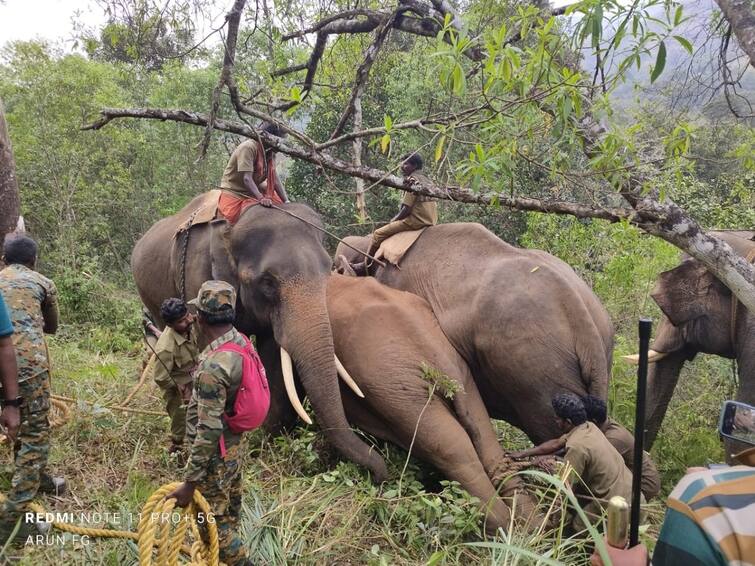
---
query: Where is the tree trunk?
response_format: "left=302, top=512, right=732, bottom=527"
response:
left=352, top=95, right=367, bottom=223
left=715, top=0, right=755, bottom=68
left=0, top=97, right=20, bottom=246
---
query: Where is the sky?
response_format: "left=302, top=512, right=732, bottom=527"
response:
left=0, top=0, right=234, bottom=50
left=0, top=0, right=104, bottom=47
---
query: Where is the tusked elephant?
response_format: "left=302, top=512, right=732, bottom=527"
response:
left=335, top=223, right=615, bottom=444
left=131, top=197, right=388, bottom=482
left=636, top=230, right=755, bottom=450
left=326, top=274, right=537, bottom=532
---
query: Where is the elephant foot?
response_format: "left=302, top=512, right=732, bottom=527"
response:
left=490, top=460, right=547, bottom=534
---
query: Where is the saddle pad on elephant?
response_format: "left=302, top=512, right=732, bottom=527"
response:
left=376, top=228, right=426, bottom=266
left=176, top=189, right=221, bottom=233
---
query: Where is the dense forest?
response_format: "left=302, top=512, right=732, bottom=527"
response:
left=0, top=0, right=754, bottom=563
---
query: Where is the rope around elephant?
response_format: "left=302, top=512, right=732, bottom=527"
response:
left=0, top=482, right=219, bottom=566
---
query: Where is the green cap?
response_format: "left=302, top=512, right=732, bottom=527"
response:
left=188, top=280, right=236, bottom=313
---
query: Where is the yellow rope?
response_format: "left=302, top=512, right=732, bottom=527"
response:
left=0, top=483, right=219, bottom=566
left=122, top=356, right=156, bottom=406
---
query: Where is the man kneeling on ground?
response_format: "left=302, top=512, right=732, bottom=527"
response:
left=511, top=392, right=637, bottom=530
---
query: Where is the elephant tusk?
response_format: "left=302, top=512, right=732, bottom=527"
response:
left=280, top=347, right=313, bottom=425
left=621, top=349, right=668, bottom=365
left=334, top=354, right=365, bottom=398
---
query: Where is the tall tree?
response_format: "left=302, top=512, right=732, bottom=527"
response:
left=82, top=0, right=755, bottom=310
left=0, top=97, right=20, bottom=244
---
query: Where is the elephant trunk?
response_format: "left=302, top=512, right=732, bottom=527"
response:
left=274, top=278, right=388, bottom=483
left=645, top=351, right=689, bottom=448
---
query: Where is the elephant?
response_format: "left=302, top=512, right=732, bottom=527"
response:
left=326, top=273, right=537, bottom=532
left=637, top=230, right=755, bottom=450
left=131, top=196, right=388, bottom=483
left=334, top=222, right=615, bottom=444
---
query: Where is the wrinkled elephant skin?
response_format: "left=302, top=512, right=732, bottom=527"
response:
left=645, top=231, right=755, bottom=452
left=336, top=223, right=614, bottom=443
left=327, top=274, right=538, bottom=532
left=131, top=196, right=387, bottom=482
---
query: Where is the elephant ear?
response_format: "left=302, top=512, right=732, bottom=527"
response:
left=209, top=220, right=239, bottom=288
left=650, top=260, right=719, bottom=326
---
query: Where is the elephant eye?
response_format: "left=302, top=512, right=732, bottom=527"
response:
left=255, top=272, right=280, bottom=302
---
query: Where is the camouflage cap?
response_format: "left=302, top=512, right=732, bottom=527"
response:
left=188, top=280, right=236, bottom=314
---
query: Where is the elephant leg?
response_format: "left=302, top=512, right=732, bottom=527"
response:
left=450, top=376, right=539, bottom=523
left=340, top=391, right=404, bottom=448
left=403, top=404, right=513, bottom=533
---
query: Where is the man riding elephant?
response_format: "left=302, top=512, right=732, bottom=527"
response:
left=350, top=152, right=437, bottom=275
left=217, top=122, right=290, bottom=224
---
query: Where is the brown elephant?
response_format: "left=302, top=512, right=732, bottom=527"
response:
left=335, top=223, right=615, bottom=444
left=637, top=230, right=755, bottom=450
left=326, top=274, right=537, bottom=532
left=131, top=197, right=388, bottom=482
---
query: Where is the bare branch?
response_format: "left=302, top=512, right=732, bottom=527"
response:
left=81, top=106, right=633, bottom=223
left=330, top=10, right=398, bottom=139
left=197, top=0, right=246, bottom=159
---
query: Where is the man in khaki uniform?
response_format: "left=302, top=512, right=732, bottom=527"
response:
left=511, top=393, right=636, bottom=528
left=350, top=152, right=437, bottom=275
left=217, top=122, right=290, bottom=224
left=151, top=298, right=199, bottom=454
left=583, top=395, right=661, bottom=499
left=371, top=152, right=437, bottom=249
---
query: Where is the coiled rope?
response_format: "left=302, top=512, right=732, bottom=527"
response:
left=0, top=482, right=219, bottom=566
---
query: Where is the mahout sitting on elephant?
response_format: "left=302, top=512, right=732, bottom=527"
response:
left=335, top=222, right=617, bottom=445
left=326, top=274, right=539, bottom=533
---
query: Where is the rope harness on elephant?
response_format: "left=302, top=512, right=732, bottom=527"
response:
left=730, top=248, right=755, bottom=353
left=178, top=209, right=200, bottom=301
left=267, top=203, right=387, bottom=267
left=0, top=483, right=219, bottom=566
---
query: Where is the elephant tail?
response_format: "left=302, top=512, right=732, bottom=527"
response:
left=574, top=305, right=613, bottom=401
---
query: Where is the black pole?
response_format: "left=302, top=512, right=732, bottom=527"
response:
left=630, top=318, right=652, bottom=547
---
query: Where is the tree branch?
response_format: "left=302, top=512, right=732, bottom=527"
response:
left=197, top=0, right=246, bottom=158
left=330, top=11, right=398, bottom=139
left=714, top=0, right=755, bottom=68
left=81, top=106, right=633, bottom=224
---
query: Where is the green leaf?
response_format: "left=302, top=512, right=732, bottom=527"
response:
left=650, top=40, right=666, bottom=83
left=673, top=35, right=693, bottom=54
left=383, top=114, right=393, bottom=131
left=380, top=134, right=390, bottom=154
left=435, top=135, right=446, bottom=162
left=426, top=551, right=446, bottom=566
left=674, top=5, right=683, bottom=26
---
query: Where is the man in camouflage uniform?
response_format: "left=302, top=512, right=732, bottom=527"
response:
left=0, top=235, right=65, bottom=541
left=168, top=280, right=252, bottom=566
left=150, top=297, right=198, bottom=454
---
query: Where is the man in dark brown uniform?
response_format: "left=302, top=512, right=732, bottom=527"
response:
left=582, top=395, right=661, bottom=499
left=511, top=393, right=637, bottom=528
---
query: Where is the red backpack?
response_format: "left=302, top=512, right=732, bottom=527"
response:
left=214, top=334, right=270, bottom=457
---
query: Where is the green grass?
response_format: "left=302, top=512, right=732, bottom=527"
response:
left=3, top=213, right=738, bottom=565
left=0, top=326, right=698, bottom=566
